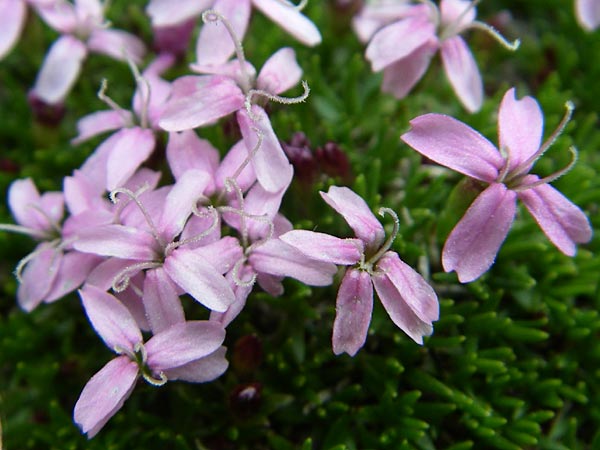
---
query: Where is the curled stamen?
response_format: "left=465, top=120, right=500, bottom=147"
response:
left=231, top=257, right=257, bottom=287
left=97, top=79, right=134, bottom=126
left=165, top=206, right=220, bottom=254
left=511, top=101, right=574, bottom=178
left=365, top=207, right=400, bottom=266
left=112, top=261, right=161, bottom=292
left=14, top=240, right=61, bottom=283
left=111, top=184, right=150, bottom=223
left=217, top=206, right=274, bottom=252
left=202, top=9, right=252, bottom=92
left=114, top=344, right=135, bottom=360
left=110, top=187, right=164, bottom=247
left=126, top=57, right=151, bottom=129
left=245, top=80, right=310, bottom=120
left=224, top=177, right=248, bottom=245
left=143, top=370, right=168, bottom=386
left=0, top=223, right=50, bottom=240
left=512, top=147, right=578, bottom=192
left=468, top=21, right=520, bottom=51
left=275, top=0, right=308, bottom=11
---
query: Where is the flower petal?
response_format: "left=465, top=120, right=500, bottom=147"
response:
left=256, top=47, right=302, bottom=95
left=0, top=0, right=26, bottom=59
left=381, top=41, right=436, bottom=100
left=159, top=75, right=245, bottom=132
left=145, top=321, right=226, bottom=371
left=165, top=346, right=229, bottom=383
left=74, top=356, right=139, bottom=438
left=442, top=183, right=517, bottom=282
left=366, top=16, right=436, bottom=72
left=147, top=0, right=213, bottom=27
left=518, top=177, right=592, bottom=256
left=73, top=224, right=158, bottom=261
left=498, top=88, right=543, bottom=171
left=79, top=285, right=143, bottom=351
left=332, top=269, right=374, bottom=356
left=106, top=127, right=156, bottom=191
left=576, top=0, right=600, bottom=31
left=376, top=252, right=439, bottom=323
left=44, top=252, right=103, bottom=303
left=164, top=247, right=236, bottom=312
left=320, top=186, right=385, bottom=248
left=252, top=0, right=322, bottom=46
left=72, top=110, right=134, bottom=145
left=31, top=35, right=87, bottom=104
left=143, top=268, right=185, bottom=334
left=440, top=0, right=476, bottom=31
left=195, top=0, right=251, bottom=66
left=280, top=230, right=363, bottom=265
left=401, top=113, right=503, bottom=182
left=87, top=29, right=146, bottom=64
left=237, top=106, right=293, bottom=193
left=166, top=130, right=219, bottom=183
left=17, top=244, right=62, bottom=312
left=440, top=35, right=482, bottom=113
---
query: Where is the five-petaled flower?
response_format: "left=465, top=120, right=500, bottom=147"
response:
left=401, top=87, right=593, bottom=283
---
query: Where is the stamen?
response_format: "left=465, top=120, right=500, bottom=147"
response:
left=217, top=206, right=274, bottom=252
left=97, top=79, right=134, bottom=126
left=231, top=127, right=263, bottom=181
left=224, top=178, right=248, bottom=246
left=512, top=147, right=578, bottom=192
left=165, top=206, right=220, bottom=254
left=245, top=80, right=310, bottom=120
left=202, top=9, right=252, bottom=92
left=496, top=145, right=512, bottom=183
left=510, top=101, right=574, bottom=179
left=143, top=370, right=168, bottom=387
left=275, top=0, right=308, bottom=11
left=14, top=240, right=61, bottom=283
left=126, top=57, right=151, bottom=129
left=110, top=187, right=164, bottom=247
left=231, top=257, right=256, bottom=287
left=112, top=184, right=150, bottom=223
left=468, top=21, right=520, bottom=51
left=113, top=344, right=135, bottom=360
left=134, top=341, right=148, bottom=364
left=112, top=261, right=161, bottom=292
left=0, top=223, right=49, bottom=240
left=365, top=207, right=400, bottom=266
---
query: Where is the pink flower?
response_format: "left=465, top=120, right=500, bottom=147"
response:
left=575, top=0, right=600, bottom=31
left=281, top=186, right=439, bottom=356
left=29, top=0, right=146, bottom=104
left=74, top=285, right=227, bottom=438
left=401, top=88, right=593, bottom=283
left=364, top=0, right=519, bottom=112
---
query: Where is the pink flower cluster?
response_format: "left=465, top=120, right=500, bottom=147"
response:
left=0, top=0, right=594, bottom=440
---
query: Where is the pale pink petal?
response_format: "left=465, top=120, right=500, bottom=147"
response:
left=179, top=213, right=221, bottom=249
left=17, top=244, right=61, bottom=312
left=145, top=321, right=226, bottom=370
left=159, top=75, right=245, bottom=131
left=74, top=356, right=138, bottom=438
left=280, top=230, right=363, bottom=265
left=45, top=252, right=103, bottom=303
left=132, top=55, right=175, bottom=127
left=237, top=106, right=293, bottom=193
left=87, top=29, right=146, bottom=64
left=40, top=191, right=65, bottom=225
left=498, top=88, right=543, bottom=171
left=518, top=177, right=593, bottom=256
left=143, top=268, right=185, bottom=334
left=442, top=183, right=517, bottom=283
left=158, top=169, right=211, bottom=241
left=214, top=140, right=257, bottom=193
left=195, top=0, right=251, bottom=66
left=79, top=285, right=143, bottom=351
left=74, top=0, right=103, bottom=20
left=85, top=257, right=139, bottom=290
left=252, top=0, right=322, bottom=46
left=256, top=47, right=302, bottom=95
left=106, top=127, right=156, bottom=191
left=320, top=186, right=385, bottom=248
left=36, top=1, right=78, bottom=33
left=31, top=35, right=87, bottom=104
left=163, top=247, right=236, bottom=312
left=210, top=265, right=253, bottom=326
left=8, top=178, right=45, bottom=230
left=73, top=224, right=158, bottom=261
left=401, top=113, right=503, bottom=182
left=166, top=131, right=219, bottom=185
left=230, top=182, right=286, bottom=240
left=146, top=0, right=213, bottom=27
left=366, top=16, right=436, bottom=72
left=576, top=0, right=600, bottom=30
left=256, top=272, right=284, bottom=296
left=183, top=237, right=244, bottom=274
left=248, top=238, right=337, bottom=286
left=440, top=0, right=476, bottom=31
left=372, top=269, right=434, bottom=344
left=72, top=110, right=134, bottom=144
left=0, top=0, right=26, bottom=59
left=332, top=269, right=373, bottom=356
left=376, top=251, right=439, bottom=323
left=440, top=35, right=482, bottom=113
left=165, top=346, right=229, bottom=382
left=381, top=41, right=436, bottom=99
left=352, top=2, right=415, bottom=43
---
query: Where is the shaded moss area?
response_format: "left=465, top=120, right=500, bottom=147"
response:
left=1, top=0, right=599, bottom=449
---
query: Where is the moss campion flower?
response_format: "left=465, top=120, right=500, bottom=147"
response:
left=402, top=88, right=593, bottom=282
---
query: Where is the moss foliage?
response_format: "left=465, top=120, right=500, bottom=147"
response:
left=1, top=0, right=599, bottom=449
